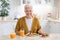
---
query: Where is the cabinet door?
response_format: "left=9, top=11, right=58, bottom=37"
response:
left=50, top=22, right=60, bottom=33
left=0, top=23, right=4, bottom=36
left=40, top=20, right=50, bottom=33
left=0, top=22, right=17, bottom=36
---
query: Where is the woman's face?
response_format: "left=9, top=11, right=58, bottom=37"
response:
left=24, top=5, right=32, bottom=18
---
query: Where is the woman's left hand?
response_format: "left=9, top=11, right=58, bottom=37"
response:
left=41, top=33, right=49, bottom=37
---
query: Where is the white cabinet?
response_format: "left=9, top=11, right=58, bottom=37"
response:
left=0, top=20, right=50, bottom=36
left=40, top=20, right=51, bottom=33
left=0, top=20, right=60, bottom=36
left=0, top=21, right=17, bottom=36
left=41, top=20, right=60, bottom=33
left=50, top=21, right=60, bottom=33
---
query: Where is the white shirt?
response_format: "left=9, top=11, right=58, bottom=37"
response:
left=25, top=18, right=33, bottom=31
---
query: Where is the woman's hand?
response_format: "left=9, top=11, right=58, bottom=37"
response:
left=26, top=32, right=33, bottom=36
left=38, top=29, right=49, bottom=37
left=41, top=33, right=48, bottom=37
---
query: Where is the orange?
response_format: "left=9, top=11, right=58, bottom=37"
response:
left=10, top=33, right=16, bottom=39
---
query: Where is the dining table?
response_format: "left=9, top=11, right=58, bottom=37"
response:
left=0, top=33, right=60, bottom=40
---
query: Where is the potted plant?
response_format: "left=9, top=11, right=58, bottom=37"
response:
left=0, top=0, right=10, bottom=21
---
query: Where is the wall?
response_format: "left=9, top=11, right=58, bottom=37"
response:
left=6, top=0, right=54, bottom=20
left=53, top=0, right=60, bottom=19
left=0, top=0, right=59, bottom=20
left=7, top=0, right=21, bottom=20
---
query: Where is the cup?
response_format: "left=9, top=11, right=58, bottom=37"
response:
left=20, top=30, right=24, bottom=36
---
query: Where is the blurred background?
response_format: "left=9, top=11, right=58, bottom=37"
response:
left=0, top=0, right=60, bottom=36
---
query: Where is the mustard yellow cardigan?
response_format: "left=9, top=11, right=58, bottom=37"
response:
left=15, top=16, right=41, bottom=35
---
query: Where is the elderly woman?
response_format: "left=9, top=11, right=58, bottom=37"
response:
left=15, top=4, right=48, bottom=37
